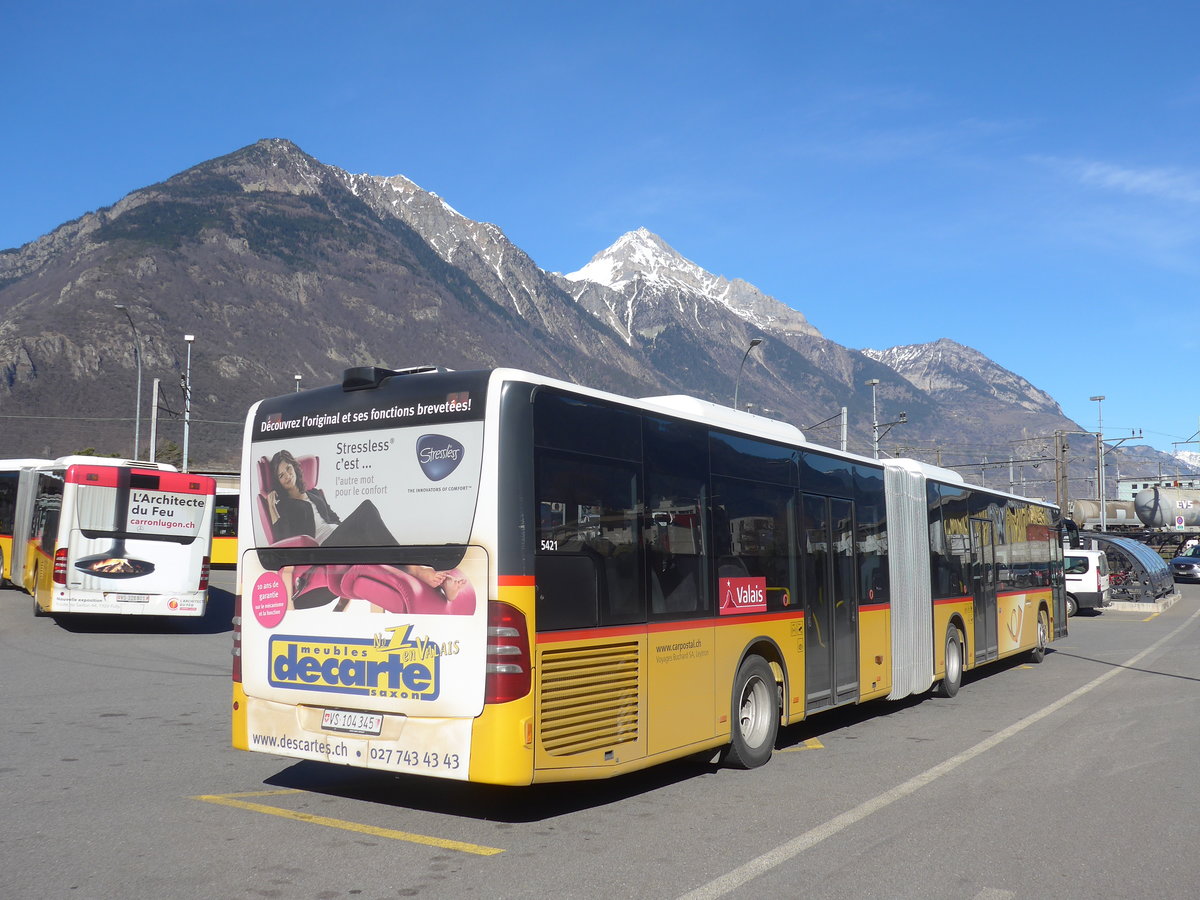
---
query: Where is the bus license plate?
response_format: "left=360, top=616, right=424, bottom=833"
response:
left=321, top=709, right=383, bottom=736
left=107, top=593, right=151, bottom=603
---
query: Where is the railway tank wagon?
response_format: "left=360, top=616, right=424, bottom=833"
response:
left=1069, top=499, right=1140, bottom=532
left=1134, top=487, right=1200, bottom=529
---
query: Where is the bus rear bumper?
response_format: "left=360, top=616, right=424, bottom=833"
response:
left=237, top=694, right=475, bottom=781
left=50, top=589, right=208, bottom=616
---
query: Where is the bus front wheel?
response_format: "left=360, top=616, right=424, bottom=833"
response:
left=722, top=655, right=778, bottom=769
left=937, top=624, right=962, bottom=698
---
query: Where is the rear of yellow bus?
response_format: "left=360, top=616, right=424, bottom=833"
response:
left=232, top=367, right=534, bottom=784
left=210, top=496, right=239, bottom=568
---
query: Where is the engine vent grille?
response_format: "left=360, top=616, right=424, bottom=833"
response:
left=538, top=642, right=640, bottom=756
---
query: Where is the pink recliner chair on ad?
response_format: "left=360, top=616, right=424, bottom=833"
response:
left=337, top=565, right=476, bottom=616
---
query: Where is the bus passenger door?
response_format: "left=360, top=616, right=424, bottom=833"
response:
left=803, top=495, right=859, bottom=711
left=970, top=518, right=998, bottom=662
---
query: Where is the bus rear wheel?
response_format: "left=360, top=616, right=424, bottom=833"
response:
left=936, top=624, right=962, bottom=698
left=1028, top=609, right=1049, bottom=664
left=32, top=566, right=47, bottom=617
left=722, top=655, right=778, bottom=769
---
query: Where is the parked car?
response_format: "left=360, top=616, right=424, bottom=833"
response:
left=1063, top=549, right=1111, bottom=616
left=1169, top=545, right=1200, bottom=583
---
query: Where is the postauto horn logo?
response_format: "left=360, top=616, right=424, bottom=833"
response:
left=416, top=434, right=465, bottom=482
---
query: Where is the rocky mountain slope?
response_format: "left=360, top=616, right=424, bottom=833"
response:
left=0, top=138, right=1186, bottom=491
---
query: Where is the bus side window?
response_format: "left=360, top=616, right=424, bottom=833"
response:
left=711, top=478, right=796, bottom=612
left=644, top=416, right=709, bottom=619
left=0, top=472, right=18, bottom=534
left=646, top=504, right=705, bottom=616
left=214, top=497, right=239, bottom=537
left=39, top=507, right=60, bottom=555
left=34, top=474, right=64, bottom=556
left=535, top=453, right=644, bottom=630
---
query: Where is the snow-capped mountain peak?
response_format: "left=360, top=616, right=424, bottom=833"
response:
left=1175, top=450, right=1200, bottom=469
left=566, top=227, right=699, bottom=292
left=565, top=228, right=821, bottom=338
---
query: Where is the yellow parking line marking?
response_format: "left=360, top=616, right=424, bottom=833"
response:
left=1143, top=612, right=1160, bottom=622
left=192, top=791, right=504, bottom=856
left=212, top=789, right=304, bottom=798
left=781, top=738, right=824, bottom=753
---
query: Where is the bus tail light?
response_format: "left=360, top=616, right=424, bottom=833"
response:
left=199, top=556, right=210, bottom=591
left=53, top=548, right=69, bottom=584
left=232, top=592, right=242, bottom=683
left=485, top=601, right=531, bottom=703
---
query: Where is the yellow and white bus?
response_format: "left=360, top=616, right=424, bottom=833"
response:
left=233, top=366, right=1065, bottom=784
left=0, top=458, right=52, bottom=586
left=7, top=456, right=215, bottom=617
left=200, top=472, right=240, bottom=568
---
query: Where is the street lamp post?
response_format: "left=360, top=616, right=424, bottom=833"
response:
left=114, top=304, right=142, bottom=459
left=182, top=334, right=195, bottom=473
left=1090, top=395, right=1105, bottom=532
left=733, top=339, right=762, bottom=409
left=865, top=378, right=881, bottom=458
left=148, top=377, right=160, bottom=463
left=294, top=374, right=302, bottom=392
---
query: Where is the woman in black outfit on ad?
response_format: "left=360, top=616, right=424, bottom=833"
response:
left=267, top=449, right=466, bottom=609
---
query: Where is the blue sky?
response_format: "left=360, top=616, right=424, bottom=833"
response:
left=5, top=1, right=1199, bottom=453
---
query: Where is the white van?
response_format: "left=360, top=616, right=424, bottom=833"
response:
left=1063, top=549, right=1110, bottom=616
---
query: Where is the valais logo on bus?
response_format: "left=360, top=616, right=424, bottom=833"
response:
left=719, top=576, right=768, bottom=615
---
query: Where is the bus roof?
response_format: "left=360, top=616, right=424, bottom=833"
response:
left=0, top=458, right=53, bottom=470
left=881, top=457, right=965, bottom=484
left=640, top=394, right=808, bottom=445
left=196, top=472, right=240, bottom=493
left=283, top=365, right=1057, bottom=513
left=47, top=456, right=179, bottom=471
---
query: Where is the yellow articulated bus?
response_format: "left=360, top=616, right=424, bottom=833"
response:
left=232, top=366, right=1066, bottom=785
left=0, top=458, right=52, bottom=586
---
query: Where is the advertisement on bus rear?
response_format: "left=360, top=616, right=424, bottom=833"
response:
left=65, top=467, right=214, bottom=611
left=241, top=374, right=490, bottom=733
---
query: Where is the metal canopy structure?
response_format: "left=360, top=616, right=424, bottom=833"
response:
left=1078, top=533, right=1174, bottom=602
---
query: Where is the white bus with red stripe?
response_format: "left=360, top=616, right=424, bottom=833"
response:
left=9, top=457, right=216, bottom=617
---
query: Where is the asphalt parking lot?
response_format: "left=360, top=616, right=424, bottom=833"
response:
left=2, top=575, right=1198, bottom=899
